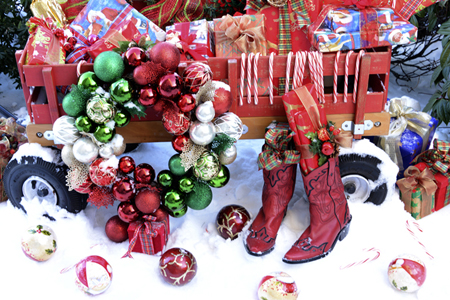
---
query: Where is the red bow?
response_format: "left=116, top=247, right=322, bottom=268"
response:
left=166, top=29, right=206, bottom=62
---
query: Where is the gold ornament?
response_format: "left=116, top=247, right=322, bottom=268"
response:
left=180, top=140, right=206, bottom=171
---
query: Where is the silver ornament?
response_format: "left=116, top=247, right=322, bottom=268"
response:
left=72, top=136, right=99, bottom=164
left=99, top=145, right=114, bottom=158
left=107, top=133, right=126, bottom=156
left=195, top=101, right=215, bottom=123
left=53, top=115, right=81, bottom=145
left=219, top=144, right=237, bottom=165
left=61, top=144, right=80, bottom=166
left=214, top=112, right=244, bottom=140
left=189, top=121, right=216, bottom=146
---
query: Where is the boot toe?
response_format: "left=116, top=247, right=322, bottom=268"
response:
left=245, top=234, right=275, bottom=256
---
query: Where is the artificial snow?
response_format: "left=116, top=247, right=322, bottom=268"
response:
left=11, top=142, right=63, bottom=166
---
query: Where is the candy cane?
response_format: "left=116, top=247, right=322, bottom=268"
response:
left=353, top=50, right=365, bottom=104
left=293, top=52, right=301, bottom=89
left=247, top=53, right=254, bottom=104
left=406, top=220, right=434, bottom=260
left=343, top=50, right=354, bottom=103
left=316, top=51, right=325, bottom=103
left=76, top=60, right=86, bottom=77
left=253, top=53, right=260, bottom=105
left=285, top=52, right=293, bottom=95
left=340, top=247, right=381, bottom=270
left=299, top=51, right=307, bottom=87
left=307, top=52, right=318, bottom=97
left=333, top=51, right=341, bottom=103
left=239, top=53, right=246, bottom=106
left=269, top=52, right=275, bottom=105
left=308, top=52, right=324, bottom=103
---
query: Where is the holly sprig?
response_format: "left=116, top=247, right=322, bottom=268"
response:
left=305, top=121, right=340, bottom=166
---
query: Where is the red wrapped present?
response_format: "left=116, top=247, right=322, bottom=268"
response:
left=123, top=214, right=170, bottom=258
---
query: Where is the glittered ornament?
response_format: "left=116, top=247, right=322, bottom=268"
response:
left=135, top=187, right=161, bottom=214
left=159, top=248, right=197, bottom=286
left=105, top=215, right=129, bottom=243
left=181, top=62, right=213, bottom=94
left=112, top=177, right=135, bottom=202
left=134, top=163, right=155, bottom=184
left=158, top=73, right=182, bottom=100
left=138, top=86, right=158, bottom=106
left=73, top=175, right=93, bottom=194
left=178, top=176, right=195, bottom=193
left=88, top=186, right=115, bottom=208
left=388, top=254, right=426, bottom=293
left=214, top=112, right=244, bottom=140
left=216, top=205, right=250, bottom=240
left=124, top=47, right=146, bottom=67
left=72, top=136, right=99, bottom=164
left=117, top=201, right=141, bottom=223
left=89, top=158, right=117, bottom=187
left=78, top=71, right=100, bottom=92
left=177, top=94, right=196, bottom=113
left=133, top=61, right=167, bottom=86
left=86, top=95, right=116, bottom=124
left=169, top=154, right=188, bottom=176
left=193, top=151, right=221, bottom=181
left=258, top=272, right=299, bottom=300
left=114, top=109, right=131, bottom=128
left=209, top=165, right=230, bottom=188
left=62, top=86, right=90, bottom=117
left=75, top=115, right=96, bottom=133
left=157, top=170, right=174, bottom=188
left=110, top=78, right=133, bottom=104
left=195, top=101, right=215, bottom=123
left=172, top=134, right=189, bottom=153
left=94, top=51, right=125, bottom=83
left=66, top=161, right=93, bottom=194
left=21, top=224, right=57, bottom=261
left=73, top=255, right=113, bottom=295
left=162, top=108, right=191, bottom=136
left=189, top=121, right=216, bottom=146
left=185, top=181, right=213, bottom=210
left=119, top=156, right=135, bottom=174
left=219, top=144, right=237, bottom=165
left=94, top=125, right=116, bottom=143
left=149, top=42, right=181, bottom=72
left=53, top=115, right=81, bottom=145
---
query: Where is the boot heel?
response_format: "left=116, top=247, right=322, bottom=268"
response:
left=338, top=217, right=351, bottom=241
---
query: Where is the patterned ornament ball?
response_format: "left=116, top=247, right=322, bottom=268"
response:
left=112, top=177, right=135, bottom=202
left=216, top=205, right=250, bottom=240
left=214, top=112, right=244, bottom=141
left=72, top=136, right=99, bottom=164
left=181, top=62, right=213, bottom=94
left=388, top=254, right=426, bottom=293
left=86, top=95, right=116, bottom=124
left=78, top=71, right=100, bottom=92
left=74, top=255, right=113, bottom=295
left=162, top=108, right=191, bottom=136
left=172, top=134, right=189, bottom=153
left=157, top=170, right=174, bottom=188
left=134, top=163, right=156, bottom=184
left=211, top=81, right=233, bottom=117
left=110, top=78, right=133, bottom=104
left=258, top=272, right=299, bottom=300
left=168, top=154, right=188, bottom=176
left=134, top=188, right=161, bottom=215
left=89, top=158, right=117, bottom=186
left=185, top=181, right=213, bottom=210
left=124, top=47, right=146, bottom=67
left=117, top=201, right=141, bottom=223
left=93, top=51, right=125, bottom=83
left=53, top=115, right=81, bottom=145
left=193, top=151, right=221, bottom=181
left=149, top=42, right=181, bottom=72
left=177, top=94, right=196, bottom=113
left=21, top=224, right=57, bottom=261
left=105, top=215, right=129, bottom=243
left=73, top=175, right=94, bottom=194
left=158, top=73, right=182, bottom=100
left=94, top=125, right=116, bottom=143
left=119, top=156, right=135, bottom=174
left=209, top=165, right=230, bottom=188
left=159, top=248, right=197, bottom=286
left=138, top=86, right=158, bottom=106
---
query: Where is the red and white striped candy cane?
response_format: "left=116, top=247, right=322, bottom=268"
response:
left=333, top=51, right=341, bottom=103
left=247, top=53, right=254, bottom=104
left=316, top=51, right=325, bottom=103
left=269, top=52, right=275, bottom=105
left=239, top=53, right=246, bottom=106
left=406, top=220, right=434, bottom=260
left=308, top=52, right=325, bottom=103
left=298, top=51, right=307, bottom=88
left=340, top=247, right=381, bottom=270
left=353, top=50, right=365, bottom=104
left=307, top=52, right=317, bottom=94
left=343, top=50, right=354, bottom=103
left=285, top=52, right=294, bottom=95
left=253, top=53, right=260, bottom=105
left=76, top=60, right=86, bottom=77
left=293, top=52, right=301, bottom=89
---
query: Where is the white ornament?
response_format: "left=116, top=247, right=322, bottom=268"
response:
left=388, top=254, right=426, bottom=293
left=219, top=144, right=237, bottom=165
left=189, top=121, right=216, bottom=146
left=99, top=145, right=114, bottom=159
left=61, top=144, right=79, bottom=166
left=258, top=272, right=298, bottom=300
left=195, top=101, right=215, bottom=123
left=73, top=137, right=99, bottom=164
left=21, top=224, right=57, bottom=262
left=73, top=256, right=113, bottom=295
left=53, top=115, right=81, bottom=145
left=108, top=134, right=126, bottom=156
left=214, top=112, right=244, bottom=140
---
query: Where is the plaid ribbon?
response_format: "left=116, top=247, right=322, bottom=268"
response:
left=258, top=128, right=301, bottom=170
left=398, top=0, right=427, bottom=20
left=140, top=0, right=203, bottom=29
left=122, top=215, right=160, bottom=259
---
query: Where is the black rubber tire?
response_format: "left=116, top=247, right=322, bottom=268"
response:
left=339, top=153, right=388, bottom=205
left=3, top=155, right=88, bottom=214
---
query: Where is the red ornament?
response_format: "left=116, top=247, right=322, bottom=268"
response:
left=88, top=34, right=99, bottom=45
left=117, top=201, right=141, bottom=223
left=89, top=158, right=117, bottom=186
left=258, top=272, right=299, bottom=299
left=88, top=186, right=115, bottom=208
left=149, top=42, right=181, bottom=72
left=74, top=255, right=112, bottom=295
left=162, top=107, right=191, bottom=136
left=138, top=86, right=158, bottom=106
left=63, top=43, right=74, bottom=53
left=153, top=207, right=169, bottom=222
left=212, top=81, right=233, bottom=117
left=73, top=175, right=93, bottom=194
left=318, top=127, right=331, bottom=141
left=119, top=156, right=135, bottom=174
left=172, top=134, right=190, bottom=153
left=159, top=248, right=197, bottom=286
left=321, top=141, right=334, bottom=156
left=134, top=163, right=156, bottom=184
left=158, top=73, right=182, bottom=100
left=182, top=62, right=213, bottom=94
left=105, top=215, right=129, bottom=243
left=124, top=47, right=146, bottom=67
left=133, top=61, right=167, bottom=86
left=134, top=187, right=161, bottom=214
left=112, top=177, right=135, bottom=202
left=67, top=36, right=77, bottom=45
left=177, top=94, right=196, bottom=113
left=216, top=205, right=251, bottom=240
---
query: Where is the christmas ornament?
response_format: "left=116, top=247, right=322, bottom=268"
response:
left=67, top=161, right=93, bottom=194
left=78, top=71, right=100, bottom=92
left=321, top=141, right=334, bottom=156
left=211, top=81, right=233, bottom=117
left=112, top=177, right=135, bottom=202
left=53, top=115, right=81, bottom=145
left=195, top=101, right=215, bottom=123
left=138, top=86, right=158, bottom=106
left=172, top=134, right=190, bottom=153
left=179, top=141, right=206, bottom=171
left=177, top=94, right=196, bottom=113
left=86, top=95, right=116, bottom=124
left=158, top=73, right=182, bottom=100
left=178, top=176, right=195, bottom=193
left=94, top=51, right=125, bottom=83
left=209, top=165, right=230, bottom=188
left=168, top=205, right=188, bottom=218
left=149, top=42, right=181, bottom=72
left=75, top=115, right=96, bottom=133
left=214, top=112, right=244, bottom=140
left=73, top=173, right=93, bottom=194
left=153, top=207, right=170, bottom=222
left=388, top=254, right=426, bottom=293
left=162, top=108, right=191, bottom=136
left=159, top=248, right=197, bottom=286
left=61, top=144, right=78, bottom=166
left=218, top=144, right=237, bottom=165
left=73, top=255, right=113, bottom=295
left=189, top=121, right=215, bottom=146
left=163, top=189, right=187, bottom=217
left=21, top=224, right=57, bottom=261
left=124, top=47, right=146, bottom=67
left=185, top=181, right=213, bottom=210
left=109, top=134, right=126, bottom=156
left=88, top=186, right=115, bottom=208
left=62, top=86, right=90, bottom=117
left=134, top=163, right=155, bottom=184
left=216, top=205, right=250, bottom=240
left=119, top=156, right=135, bottom=174
left=133, top=61, right=167, bottom=86
left=157, top=170, right=174, bottom=188
left=113, top=109, right=131, bottom=127
left=94, top=125, right=116, bottom=143
left=135, top=188, right=161, bottom=215
left=88, top=34, right=99, bottom=45
left=193, top=151, right=220, bottom=181
left=168, top=154, right=188, bottom=176
left=258, top=272, right=299, bottom=300
left=110, top=78, right=133, bottom=104
left=181, top=62, right=212, bottom=94
left=105, top=215, right=129, bottom=243
left=117, top=201, right=141, bottom=223
left=72, top=136, right=99, bottom=164
left=89, top=158, right=117, bottom=187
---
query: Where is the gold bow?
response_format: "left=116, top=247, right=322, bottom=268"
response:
left=216, top=15, right=267, bottom=55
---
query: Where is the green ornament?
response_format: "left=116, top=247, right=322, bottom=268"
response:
left=157, top=170, right=174, bottom=188
left=94, top=124, right=116, bottom=143
left=168, top=205, right=188, bottom=218
left=93, top=51, right=125, bottom=83
left=185, top=181, right=213, bottom=210
left=78, top=71, right=100, bottom=92
left=110, top=78, right=133, bottom=104
left=86, top=95, right=116, bottom=124
left=163, top=189, right=185, bottom=211
left=178, top=176, right=195, bottom=193
left=209, top=165, right=230, bottom=188
left=114, top=109, right=131, bottom=127
left=62, top=85, right=90, bottom=117
left=169, top=154, right=188, bottom=176
left=193, top=151, right=221, bottom=181
left=75, top=115, right=96, bottom=133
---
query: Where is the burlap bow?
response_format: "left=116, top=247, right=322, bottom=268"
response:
left=122, top=215, right=159, bottom=259
left=216, top=14, right=267, bottom=55
left=258, top=128, right=301, bottom=170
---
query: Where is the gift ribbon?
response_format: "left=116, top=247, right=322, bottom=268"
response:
left=257, top=128, right=301, bottom=170
left=215, top=15, right=267, bottom=55
left=413, top=139, right=450, bottom=174
left=166, top=28, right=207, bottom=61
left=122, top=215, right=159, bottom=259
left=31, top=0, right=68, bottom=26
left=140, top=0, right=204, bottom=29
left=336, top=131, right=353, bottom=148
left=397, top=166, right=437, bottom=216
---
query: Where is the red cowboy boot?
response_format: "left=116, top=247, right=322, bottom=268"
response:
left=283, top=157, right=351, bottom=263
left=244, top=163, right=297, bottom=256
